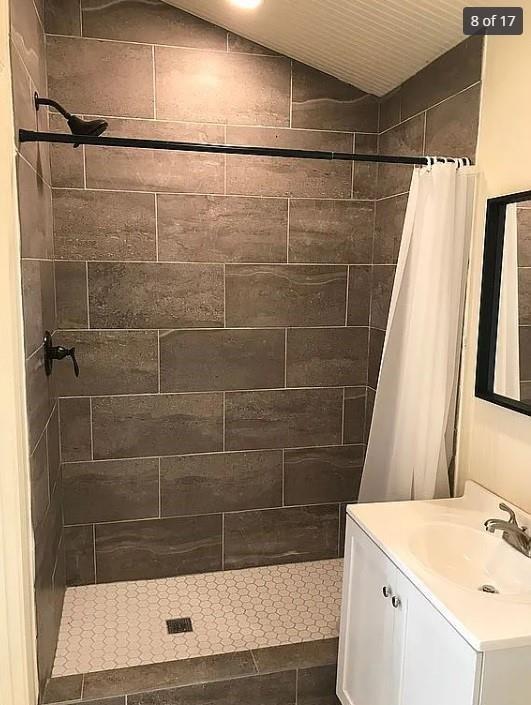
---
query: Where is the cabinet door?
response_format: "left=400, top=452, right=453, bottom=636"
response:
left=395, top=571, right=481, bottom=705
left=337, top=519, right=402, bottom=705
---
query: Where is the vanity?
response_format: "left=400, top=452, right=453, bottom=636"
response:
left=337, top=482, right=531, bottom=705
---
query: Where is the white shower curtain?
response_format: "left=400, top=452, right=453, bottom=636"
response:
left=359, top=162, right=476, bottom=502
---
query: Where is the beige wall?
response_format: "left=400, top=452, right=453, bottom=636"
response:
left=457, top=28, right=531, bottom=510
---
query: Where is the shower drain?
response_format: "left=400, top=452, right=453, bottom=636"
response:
left=166, top=617, right=193, bottom=634
left=479, top=584, right=499, bottom=594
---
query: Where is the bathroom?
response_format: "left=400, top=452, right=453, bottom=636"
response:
left=1, top=0, right=531, bottom=703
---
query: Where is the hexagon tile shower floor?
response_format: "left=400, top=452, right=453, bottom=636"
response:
left=53, top=559, right=343, bottom=676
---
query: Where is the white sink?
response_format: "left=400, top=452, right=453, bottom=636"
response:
left=409, top=522, right=531, bottom=602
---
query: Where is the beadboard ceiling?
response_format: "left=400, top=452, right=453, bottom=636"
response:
left=167, top=0, right=486, bottom=96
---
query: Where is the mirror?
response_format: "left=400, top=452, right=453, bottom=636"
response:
left=476, top=189, right=531, bottom=415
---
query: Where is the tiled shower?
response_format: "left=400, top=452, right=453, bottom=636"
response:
left=10, top=0, right=482, bottom=701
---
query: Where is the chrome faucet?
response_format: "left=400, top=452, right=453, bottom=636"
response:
left=484, top=503, right=531, bottom=558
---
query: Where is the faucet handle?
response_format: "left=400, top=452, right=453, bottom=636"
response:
left=499, top=503, right=517, bottom=524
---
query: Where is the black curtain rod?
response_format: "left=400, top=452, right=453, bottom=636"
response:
left=18, top=129, right=465, bottom=166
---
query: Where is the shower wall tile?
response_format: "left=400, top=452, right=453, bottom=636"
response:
left=17, top=155, right=53, bottom=260
left=225, top=388, right=343, bottom=451
left=81, top=0, right=227, bottom=49
left=377, top=115, right=424, bottom=198
left=157, top=194, right=288, bottom=264
left=55, top=261, right=88, bottom=329
left=48, top=114, right=85, bottom=188
left=424, top=84, right=481, bottom=161
left=159, top=329, right=285, bottom=393
left=10, top=0, right=47, bottom=91
left=368, top=329, right=385, bottom=390
left=160, top=450, right=283, bottom=516
left=347, top=266, right=371, bottom=325
left=225, top=264, right=347, bottom=327
left=517, top=206, right=531, bottom=267
left=155, top=47, right=291, bottom=126
left=45, top=0, right=81, bottom=36
left=30, top=433, right=50, bottom=531
left=371, top=265, right=396, bottom=330
left=519, top=327, right=531, bottom=381
left=53, top=330, right=159, bottom=397
left=288, top=200, right=373, bottom=264
left=46, top=36, right=154, bottom=118
left=223, top=504, right=339, bottom=569
left=92, top=393, right=224, bottom=459
left=379, top=88, right=401, bottom=132
left=518, top=269, right=531, bottom=325
left=26, top=350, right=55, bottom=452
left=53, top=190, right=157, bottom=261
left=63, top=458, right=159, bottom=524
left=365, top=388, right=376, bottom=441
left=21, top=259, right=55, bottom=357
left=284, top=445, right=364, bottom=505
left=286, top=327, right=368, bottom=388
left=95, top=515, right=223, bottom=582
left=64, top=525, right=95, bottom=586
left=373, top=195, right=408, bottom=264
left=226, top=126, right=353, bottom=198
left=88, top=262, right=224, bottom=329
left=343, top=387, right=367, bottom=445
left=353, top=133, right=378, bottom=200
left=297, top=664, right=338, bottom=705
left=47, top=406, right=61, bottom=494
left=228, top=33, right=278, bottom=55
left=59, top=397, right=92, bottom=462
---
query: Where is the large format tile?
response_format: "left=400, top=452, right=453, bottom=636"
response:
left=42, top=674, right=83, bottom=704
left=291, top=62, right=378, bottom=132
left=352, top=133, right=378, bottom=200
left=48, top=112, right=85, bottom=188
left=288, top=200, right=373, bottom=264
left=26, top=350, right=55, bottom=452
left=224, top=505, right=339, bottom=568
left=21, top=259, right=55, bottom=357
left=44, top=0, right=81, bottom=35
left=225, top=388, right=343, bottom=451
left=157, top=194, right=288, bottom=263
left=95, top=515, right=222, bottom=582
left=160, top=450, right=283, bottom=516
left=55, top=261, right=88, bottom=329
left=47, top=36, right=154, bottom=118
left=53, top=190, right=157, bottom=261
left=425, top=84, right=481, bottom=161
left=252, top=638, right=338, bottom=674
left=519, top=326, right=531, bottom=381
left=63, top=458, right=159, bottom=524
left=85, top=118, right=225, bottom=193
left=373, top=195, right=408, bottom=264
left=81, top=0, right=227, bottom=49
left=226, top=126, right=353, bottom=198
left=59, top=397, right=92, bottom=462
left=53, top=330, right=158, bottom=396
left=17, top=156, right=53, bottom=260
left=298, top=664, right=340, bottom=705
left=228, top=33, right=278, bottom=55
left=160, top=329, right=285, bottom=392
left=378, top=115, right=424, bottom=198
left=64, top=525, right=95, bottom=586
left=346, top=266, right=371, bottom=326
left=10, top=0, right=46, bottom=92
left=517, top=207, right=531, bottom=267
left=155, top=47, right=291, bottom=126
left=286, top=327, right=368, bottom=387
left=371, top=266, right=396, bottom=330
left=46, top=406, right=61, bottom=494
left=379, top=88, right=401, bottom=132
left=284, top=446, right=364, bottom=505
left=225, top=265, right=347, bottom=327
left=88, top=262, right=224, bottom=329
left=30, top=433, right=49, bottom=531
left=343, top=387, right=366, bottom=445
left=368, top=329, right=385, bottom=389
left=519, top=269, right=531, bottom=324
left=92, top=393, right=223, bottom=459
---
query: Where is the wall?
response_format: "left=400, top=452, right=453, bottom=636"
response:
left=41, top=0, right=379, bottom=586
left=457, top=30, right=531, bottom=510
left=9, top=0, right=65, bottom=692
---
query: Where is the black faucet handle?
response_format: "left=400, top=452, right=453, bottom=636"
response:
left=68, top=347, right=80, bottom=377
left=43, top=332, right=80, bottom=378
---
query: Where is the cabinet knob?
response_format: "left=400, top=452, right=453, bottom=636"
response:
left=392, top=596, right=401, bottom=608
left=382, top=586, right=392, bottom=598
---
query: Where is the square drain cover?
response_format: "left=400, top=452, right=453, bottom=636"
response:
left=166, top=617, right=193, bottom=634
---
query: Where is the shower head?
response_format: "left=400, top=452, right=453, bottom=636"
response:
left=34, top=93, right=108, bottom=146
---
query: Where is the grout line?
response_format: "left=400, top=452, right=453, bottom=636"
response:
left=89, top=397, right=94, bottom=460
left=222, top=391, right=226, bottom=452
left=55, top=324, right=371, bottom=333
left=157, top=330, right=161, bottom=393
left=80, top=673, right=85, bottom=700
left=152, top=44, right=157, bottom=120
left=52, top=258, right=370, bottom=267
left=351, top=133, right=356, bottom=199
left=341, top=388, right=346, bottom=445
left=92, top=524, right=97, bottom=584
left=154, top=193, right=159, bottom=260
left=345, top=266, right=350, bottom=326
left=284, top=328, right=288, bottom=388
left=223, top=263, right=227, bottom=327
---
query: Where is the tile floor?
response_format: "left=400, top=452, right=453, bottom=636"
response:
left=53, top=558, right=343, bottom=677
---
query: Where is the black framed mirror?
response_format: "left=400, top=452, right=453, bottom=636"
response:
left=476, top=188, right=531, bottom=415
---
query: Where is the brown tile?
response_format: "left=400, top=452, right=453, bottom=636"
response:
left=81, top=0, right=226, bottom=49
left=17, top=156, right=53, bottom=260
left=88, top=262, right=224, bottom=329
left=425, top=84, right=481, bottom=161
left=520, top=381, right=531, bottom=404
left=59, top=397, right=92, bottom=462
left=339, top=502, right=348, bottom=555
left=92, top=393, right=223, bottom=459
left=55, top=261, right=88, bottom=329
left=64, top=524, right=95, bottom=585
left=226, top=126, right=353, bottom=198
left=378, top=115, right=424, bottom=198
left=21, top=259, right=55, bottom=357
left=225, top=264, right=347, bottom=327
left=26, top=349, right=55, bottom=452
left=353, top=133, right=378, bottom=200
left=161, top=450, right=282, bottom=516
left=286, top=327, right=368, bottom=387
left=284, top=445, right=364, bottom=505
left=45, top=0, right=81, bottom=35
left=42, top=674, right=83, bottom=704
left=82, top=699, right=125, bottom=705
left=95, top=514, right=222, bottom=582
left=47, top=36, right=154, bottom=118
left=298, top=664, right=340, bottom=705
left=347, top=266, right=371, bottom=325
left=157, top=194, right=288, bottom=263
left=53, top=330, right=158, bottom=396
left=49, top=112, right=85, bottom=188
left=224, top=504, right=339, bottom=569
left=155, top=47, right=290, bottom=126
left=519, top=269, right=531, bottom=324
left=373, top=195, right=408, bottom=264
left=368, top=329, right=385, bottom=389
left=401, top=37, right=483, bottom=120
left=292, top=62, right=378, bottom=132
left=343, top=387, right=366, bottom=445
left=47, top=405, right=61, bottom=494
left=29, top=432, right=49, bottom=531
left=63, top=458, right=159, bottom=524
left=160, top=329, right=285, bottom=393
left=517, top=207, right=531, bottom=266
left=519, top=326, right=531, bottom=380
left=83, top=651, right=256, bottom=699
left=365, top=387, right=375, bottom=441
left=228, top=33, right=278, bottom=55
left=54, top=190, right=157, bottom=261
left=371, top=265, right=395, bottom=329
left=379, top=88, right=401, bottom=131
left=289, top=200, right=373, bottom=264
left=252, top=638, right=338, bottom=673
left=225, top=388, right=343, bottom=451
left=85, top=118, right=225, bottom=193
left=10, top=0, right=46, bottom=91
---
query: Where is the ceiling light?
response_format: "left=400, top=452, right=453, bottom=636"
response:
left=230, top=0, right=263, bottom=9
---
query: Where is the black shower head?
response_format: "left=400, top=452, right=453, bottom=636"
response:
left=34, top=93, right=109, bottom=146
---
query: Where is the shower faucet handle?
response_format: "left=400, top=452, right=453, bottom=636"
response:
left=43, top=332, right=80, bottom=377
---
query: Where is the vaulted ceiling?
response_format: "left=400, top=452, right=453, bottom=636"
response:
left=167, top=0, right=487, bottom=96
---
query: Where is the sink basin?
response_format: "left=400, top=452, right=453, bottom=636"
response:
left=410, top=522, right=531, bottom=601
